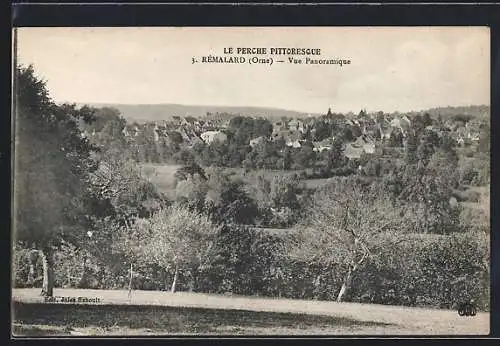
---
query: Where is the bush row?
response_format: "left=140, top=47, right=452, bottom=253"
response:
left=13, top=230, right=489, bottom=311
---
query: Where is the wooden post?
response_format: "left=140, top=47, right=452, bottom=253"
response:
left=128, top=262, right=133, bottom=298
left=67, top=267, right=71, bottom=288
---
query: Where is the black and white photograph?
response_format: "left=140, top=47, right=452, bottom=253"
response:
left=11, top=26, right=490, bottom=336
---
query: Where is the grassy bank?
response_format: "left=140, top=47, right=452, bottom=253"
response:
left=12, top=288, right=489, bottom=336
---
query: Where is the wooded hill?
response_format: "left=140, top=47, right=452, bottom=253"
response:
left=406, top=105, right=490, bottom=119
left=78, top=103, right=322, bottom=124
left=77, top=103, right=490, bottom=124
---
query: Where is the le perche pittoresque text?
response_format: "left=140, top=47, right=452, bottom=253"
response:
left=191, top=47, right=352, bottom=67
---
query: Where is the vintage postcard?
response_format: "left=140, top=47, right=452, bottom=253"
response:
left=11, top=27, right=490, bottom=336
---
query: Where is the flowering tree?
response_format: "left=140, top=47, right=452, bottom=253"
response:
left=139, top=204, right=221, bottom=293
left=289, top=178, right=410, bottom=302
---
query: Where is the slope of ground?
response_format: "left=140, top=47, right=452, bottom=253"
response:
left=12, top=288, right=489, bottom=336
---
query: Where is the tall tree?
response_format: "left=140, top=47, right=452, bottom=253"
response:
left=282, top=146, right=292, bottom=170
left=294, top=143, right=316, bottom=169
left=269, top=175, right=301, bottom=212
left=422, top=113, right=433, bottom=128
left=398, top=163, right=460, bottom=234
left=326, top=138, right=346, bottom=170
left=14, top=65, right=96, bottom=296
left=477, top=123, right=490, bottom=154
left=404, top=133, right=418, bottom=164
left=412, top=114, right=426, bottom=137
left=416, top=129, right=440, bottom=166
left=203, top=173, right=260, bottom=225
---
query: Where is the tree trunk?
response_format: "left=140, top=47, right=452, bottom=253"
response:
left=26, top=250, right=38, bottom=285
left=423, top=202, right=429, bottom=233
left=171, top=265, right=179, bottom=293
left=336, top=267, right=353, bottom=303
left=78, top=251, right=88, bottom=288
left=40, top=250, right=54, bottom=297
left=27, top=262, right=36, bottom=285
left=188, top=270, right=196, bottom=293
left=98, top=265, right=105, bottom=289
left=66, top=268, right=71, bottom=288
left=314, top=274, right=322, bottom=299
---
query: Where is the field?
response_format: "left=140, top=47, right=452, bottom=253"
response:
left=142, top=164, right=490, bottom=213
left=12, top=288, right=489, bottom=336
left=140, top=163, right=332, bottom=197
left=140, top=163, right=182, bottom=199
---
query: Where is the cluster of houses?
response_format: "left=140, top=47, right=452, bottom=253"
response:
left=119, top=115, right=231, bottom=147
left=266, top=113, right=400, bottom=159
left=107, top=110, right=484, bottom=161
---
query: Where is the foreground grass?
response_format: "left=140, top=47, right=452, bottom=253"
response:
left=12, top=288, right=489, bottom=336
left=13, top=302, right=392, bottom=336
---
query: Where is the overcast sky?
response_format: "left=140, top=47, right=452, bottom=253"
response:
left=17, top=27, right=490, bottom=114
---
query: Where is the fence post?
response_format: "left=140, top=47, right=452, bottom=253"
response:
left=128, top=262, right=133, bottom=298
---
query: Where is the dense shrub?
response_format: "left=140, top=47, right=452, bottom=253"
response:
left=453, top=189, right=481, bottom=203
left=12, top=243, right=42, bottom=288
left=305, top=166, right=355, bottom=179
left=350, top=233, right=490, bottom=310
left=14, top=230, right=489, bottom=311
left=458, top=155, right=490, bottom=187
